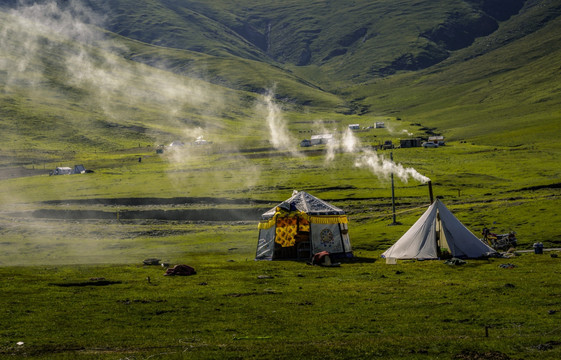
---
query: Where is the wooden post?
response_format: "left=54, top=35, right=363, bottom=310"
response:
left=391, top=152, right=397, bottom=225
left=428, top=180, right=434, bottom=204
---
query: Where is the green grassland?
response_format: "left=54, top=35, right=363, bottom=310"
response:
left=1, top=252, right=561, bottom=359
left=1, top=0, right=561, bottom=358
left=1, top=137, right=560, bottom=359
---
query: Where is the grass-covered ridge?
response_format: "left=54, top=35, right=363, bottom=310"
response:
left=1, top=0, right=561, bottom=358
left=0, top=3, right=348, bottom=167
left=346, top=1, right=561, bottom=146
left=89, top=0, right=527, bottom=83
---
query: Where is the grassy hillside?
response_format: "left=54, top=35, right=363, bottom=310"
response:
left=85, top=0, right=527, bottom=84
left=0, top=4, right=347, bottom=169
left=1, top=1, right=561, bottom=358
left=0, top=0, right=559, bottom=247
left=345, top=1, right=561, bottom=146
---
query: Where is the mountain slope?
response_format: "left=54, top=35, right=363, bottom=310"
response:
left=0, top=2, right=349, bottom=166
left=0, top=0, right=560, bottom=163
left=80, top=0, right=527, bottom=85
left=347, top=0, right=561, bottom=146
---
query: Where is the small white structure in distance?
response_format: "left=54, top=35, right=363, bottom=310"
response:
left=51, top=167, right=73, bottom=175
left=194, top=138, right=208, bottom=145
left=428, top=136, right=445, bottom=145
left=169, top=140, right=185, bottom=147
left=310, top=134, right=333, bottom=145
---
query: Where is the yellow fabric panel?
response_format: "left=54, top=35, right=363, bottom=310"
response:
left=275, top=216, right=298, bottom=247
left=258, top=208, right=304, bottom=230
left=308, top=215, right=348, bottom=224
left=257, top=212, right=347, bottom=229
left=257, top=209, right=348, bottom=247
left=258, top=218, right=276, bottom=230
left=298, top=217, right=310, bottom=233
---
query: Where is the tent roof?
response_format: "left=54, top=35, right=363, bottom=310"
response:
left=382, top=199, right=496, bottom=260
left=261, top=191, right=345, bottom=219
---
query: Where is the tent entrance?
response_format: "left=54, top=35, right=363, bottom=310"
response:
left=273, top=215, right=311, bottom=259
left=436, top=212, right=444, bottom=255
left=436, top=211, right=452, bottom=257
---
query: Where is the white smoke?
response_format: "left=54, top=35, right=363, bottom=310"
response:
left=258, top=87, right=298, bottom=153
left=324, top=139, right=337, bottom=162
left=355, top=148, right=430, bottom=183
left=329, top=128, right=430, bottom=183
left=323, top=127, right=359, bottom=163
left=1, top=0, right=216, bottom=136
left=13, top=0, right=103, bottom=42
left=1, top=0, right=103, bottom=87
left=385, top=122, right=413, bottom=137
left=308, top=120, right=337, bottom=163
left=342, top=128, right=360, bottom=153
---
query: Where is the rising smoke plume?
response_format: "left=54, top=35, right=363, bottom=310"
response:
left=385, top=122, right=414, bottom=138
left=328, top=127, right=430, bottom=183
left=0, top=0, right=263, bottom=265
left=354, top=148, right=430, bottom=183
left=258, top=87, right=299, bottom=155
left=401, top=129, right=413, bottom=136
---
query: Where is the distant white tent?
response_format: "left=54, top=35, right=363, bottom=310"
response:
left=382, top=199, right=496, bottom=260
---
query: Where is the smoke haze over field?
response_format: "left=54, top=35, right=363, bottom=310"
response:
left=0, top=0, right=429, bottom=188
left=0, top=1, right=434, bottom=267
left=0, top=0, right=220, bottom=143
left=0, top=0, right=247, bottom=265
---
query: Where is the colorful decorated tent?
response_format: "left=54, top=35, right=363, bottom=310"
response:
left=256, top=191, right=353, bottom=260
left=382, top=199, right=496, bottom=260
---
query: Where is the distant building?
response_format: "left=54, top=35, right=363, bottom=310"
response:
left=194, top=139, right=208, bottom=145
left=348, top=124, right=360, bottom=130
left=73, top=165, right=86, bottom=174
left=193, top=136, right=210, bottom=145
left=400, top=138, right=422, bottom=148
left=51, top=167, right=73, bottom=175
left=50, top=165, right=89, bottom=175
left=381, top=140, right=394, bottom=150
left=169, top=141, right=185, bottom=147
left=375, top=122, right=385, bottom=128
left=428, top=136, right=445, bottom=145
left=300, top=139, right=312, bottom=147
left=310, top=134, right=333, bottom=145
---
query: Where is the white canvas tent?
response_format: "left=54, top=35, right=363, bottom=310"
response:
left=382, top=199, right=496, bottom=260
left=256, top=191, right=353, bottom=260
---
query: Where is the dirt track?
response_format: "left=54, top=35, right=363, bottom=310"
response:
left=0, top=167, right=46, bottom=180
left=41, top=196, right=271, bottom=206
left=2, top=196, right=274, bottom=222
